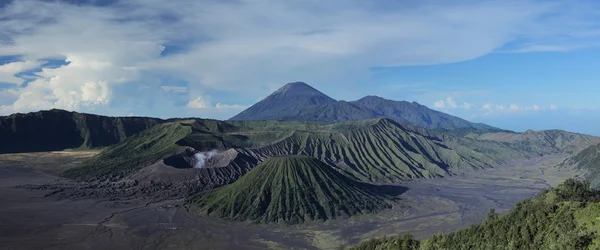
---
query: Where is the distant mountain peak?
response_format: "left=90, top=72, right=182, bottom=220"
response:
left=230, top=82, right=499, bottom=131
left=229, top=81, right=336, bottom=121
left=362, top=95, right=384, bottom=99
left=272, top=81, right=333, bottom=99
left=276, top=81, right=311, bottom=91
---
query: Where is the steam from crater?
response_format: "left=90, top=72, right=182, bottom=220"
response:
left=194, top=150, right=218, bottom=168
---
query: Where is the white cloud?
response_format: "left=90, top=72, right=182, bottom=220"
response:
left=187, top=97, right=247, bottom=113
left=0, top=60, right=41, bottom=86
left=434, top=96, right=473, bottom=110
left=479, top=103, right=551, bottom=116
left=434, top=100, right=445, bottom=109
left=185, top=96, right=247, bottom=119
left=4, top=56, right=126, bottom=113
left=187, top=97, right=208, bottom=109
left=550, top=104, right=558, bottom=110
left=445, top=96, right=458, bottom=108
left=0, top=0, right=599, bottom=117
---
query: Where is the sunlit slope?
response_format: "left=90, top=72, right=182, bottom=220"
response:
left=191, top=156, right=391, bottom=224
left=241, top=118, right=519, bottom=183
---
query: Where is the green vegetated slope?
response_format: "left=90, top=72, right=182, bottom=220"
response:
left=561, top=143, right=600, bottom=188
left=241, top=118, right=524, bottom=183
left=470, top=129, right=600, bottom=155
left=191, top=155, right=392, bottom=224
left=0, top=109, right=163, bottom=153
left=60, top=117, right=554, bottom=186
left=351, top=179, right=600, bottom=250
left=62, top=122, right=192, bottom=181
left=60, top=117, right=528, bottom=190
left=62, top=119, right=250, bottom=181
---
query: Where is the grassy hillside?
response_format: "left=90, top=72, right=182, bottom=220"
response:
left=0, top=109, right=163, bottom=153
left=190, top=156, right=392, bottom=224
left=56, top=115, right=594, bottom=187
left=61, top=118, right=532, bottom=184
left=241, top=118, right=524, bottom=183
left=560, top=143, right=600, bottom=188
left=351, top=179, right=600, bottom=250
left=62, top=122, right=192, bottom=181
left=62, top=119, right=250, bottom=181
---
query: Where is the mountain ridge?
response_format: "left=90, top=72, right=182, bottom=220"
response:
left=230, top=81, right=499, bottom=130
left=0, top=109, right=164, bottom=153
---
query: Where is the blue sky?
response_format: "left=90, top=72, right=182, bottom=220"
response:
left=1, top=0, right=600, bottom=135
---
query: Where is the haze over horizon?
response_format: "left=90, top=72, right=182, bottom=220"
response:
left=1, top=0, right=600, bottom=135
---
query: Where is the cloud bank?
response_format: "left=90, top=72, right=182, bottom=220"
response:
left=0, top=0, right=599, bottom=118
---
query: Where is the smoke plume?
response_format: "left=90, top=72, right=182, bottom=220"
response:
left=194, top=150, right=218, bottom=168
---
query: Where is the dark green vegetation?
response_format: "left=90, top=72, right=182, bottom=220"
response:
left=230, top=82, right=499, bottom=130
left=351, top=179, right=600, bottom=250
left=561, top=143, right=600, bottom=188
left=0, top=109, right=162, bottom=153
left=191, top=156, right=393, bottom=224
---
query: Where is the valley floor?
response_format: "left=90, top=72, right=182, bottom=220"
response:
left=0, top=152, right=576, bottom=250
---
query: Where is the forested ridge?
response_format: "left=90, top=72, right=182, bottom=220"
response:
left=351, top=179, right=600, bottom=250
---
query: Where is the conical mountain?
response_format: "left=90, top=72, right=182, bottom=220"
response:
left=230, top=82, right=499, bottom=131
left=230, top=82, right=336, bottom=120
left=191, top=155, right=391, bottom=224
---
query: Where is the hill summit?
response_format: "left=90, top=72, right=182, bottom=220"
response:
left=191, top=155, right=391, bottom=224
left=230, top=82, right=336, bottom=120
left=230, top=81, right=498, bottom=130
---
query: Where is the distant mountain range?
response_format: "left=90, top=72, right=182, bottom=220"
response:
left=230, top=82, right=498, bottom=131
